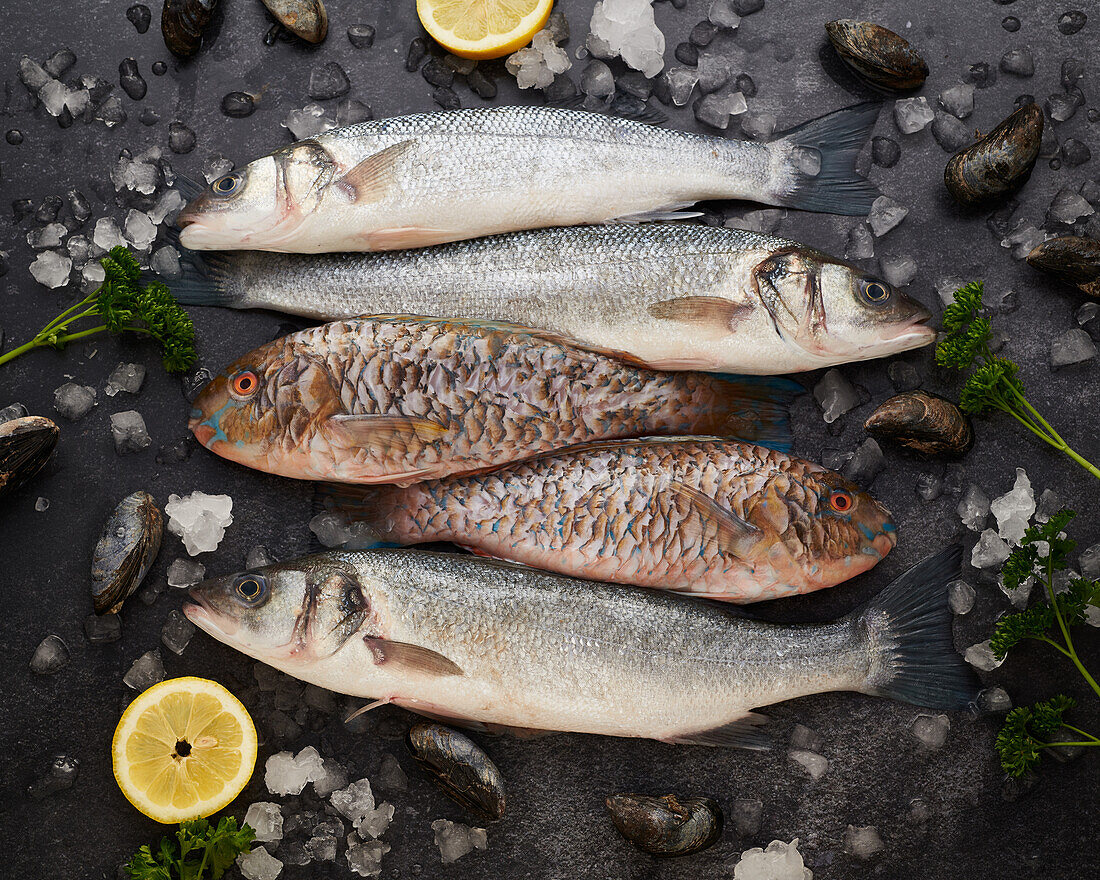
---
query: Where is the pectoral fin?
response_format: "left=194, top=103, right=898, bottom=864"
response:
left=324, top=413, right=447, bottom=451
left=647, top=296, right=754, bottom=338
left=665, top=712, right=771, bottom=749
left=364, top=637, right=464, bottom=677
left=366, top=227, right=459, bottom=250
left=665, top=482, right=762, bottom=559
left=335, top=140, right=416, bottom=204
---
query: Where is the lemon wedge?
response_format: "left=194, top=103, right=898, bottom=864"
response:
left=112, top=676, right=257, bottom=824
left=416, top=0, right=555, bottom=60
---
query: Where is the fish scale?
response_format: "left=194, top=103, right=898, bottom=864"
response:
left=319, top=438, right=896, bottom=601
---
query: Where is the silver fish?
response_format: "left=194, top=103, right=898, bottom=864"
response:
left=175, top=103, right=881, bottom=253
left=173, top=224, right=933, bottom=373
left=185, top=547, right=974, bottom=747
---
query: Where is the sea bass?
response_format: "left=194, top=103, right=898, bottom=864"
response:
left=189, top=316, right=797, bottom=484
left=175, top=103, right=881, bottom=253
left=184, top=547, right=975, bottom=747
left=173, top=224, right=934, bottom=374
left=317, top=438, right=896, bottom=603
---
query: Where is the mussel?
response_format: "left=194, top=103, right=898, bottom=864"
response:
left=944, top=104, right=1043, bottom=207
left=606, top=793, right=723, bottom=857
left=162, top=0, right=218, bottom=57
left=0, top=416, right=59, bottom=500
left=1026, top=236, right=1100, bottom=298
left=406, top=722, right=505, bottom=820
left=824, top=20, right=928, bottom=91
left=259, top=0, right=328, bottom=43
left=863, top=391, right=973, bottom=457
left=91, top=491, right=163, bottom=614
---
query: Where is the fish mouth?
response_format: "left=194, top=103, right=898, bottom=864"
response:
left=883, top=314, right=936, bottom=346
left=190, top=419, right=216, bottom=448
left=175, top=213, right=195, bottom=229
left=183, top=589, right=239, bottom=638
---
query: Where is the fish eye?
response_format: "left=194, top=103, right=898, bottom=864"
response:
left=830, top=490, right=854, bottom=513
left=211, top=173, right=243, bottom=196
left=229, top=368, right=260, bottom=400
left=234, top=573, right=267, bottom=605
left=859, top=279, right=893, bottom=305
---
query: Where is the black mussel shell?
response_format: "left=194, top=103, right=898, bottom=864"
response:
left=944, top=104, right=1043, bottom=207
left=0, top=416, right=59, bottom=499
left=1027, top=236, right=1100, bottom=298
left=90, top=490, right=163, bottom=614
left=406, top=722, right=505, bottom=820
left=864, top=391, right=973, bottom=457
left=260, top=0, right=328, bottom=43
left=606, top=793, right=723, bottom=857
left=825, top=20, right=929, bottom=91
left=161, top=0, right=218, bottom=57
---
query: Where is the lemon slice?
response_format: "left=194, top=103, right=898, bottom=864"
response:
left=112, top=676, right=258, bottom=824
left=417, top=0, right=555, bottom=60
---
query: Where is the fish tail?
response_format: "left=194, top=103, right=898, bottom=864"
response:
left=696, top=374, right=802, bottom=453
left=167, top=245, right=242, bottom=308
left=768, top=102, right=881, bottom=216
left=310, top=482, right=402, bottom=550
left=855, top=545, right=978, bottom=710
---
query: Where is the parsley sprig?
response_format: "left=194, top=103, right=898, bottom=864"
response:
left=936, top=281, right=1100, bottom=481
left=127, top=817, right=255, bottom=880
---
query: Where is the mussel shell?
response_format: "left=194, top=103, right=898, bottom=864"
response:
left=260, top=0, right=328, bottom=43
left=91, top=491, right=163, bottom=614
left=162, top=0, right=218, bottom=57
left=863, top=391, right=973, bottom=457
left=944, top=104, right=1043, bottom=207
left=606, top=793, right=723, bottom=857
left=406, top=722, right=505, bottom=820
left=0, top=416, right=59, bottom=499
left=1027, top=236, right=1100, bottom=298
left=825, top=20, right=928, bottom=91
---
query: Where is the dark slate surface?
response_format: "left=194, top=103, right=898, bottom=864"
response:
left=2, top=0, right=1098, bottom=877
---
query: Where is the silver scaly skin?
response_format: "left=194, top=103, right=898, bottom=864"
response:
left=319, top=438, right=897, bottom=602
left=185, top=548, right=976, bottom=747
left=175, top=104, right=882, bottom=254
left=176, top=224, right=934, bottom=373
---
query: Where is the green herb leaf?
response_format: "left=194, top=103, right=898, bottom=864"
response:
left=127, top=818, right=255, bottom=880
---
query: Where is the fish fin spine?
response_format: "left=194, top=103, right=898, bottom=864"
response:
left=666, top=712, right=771, bottom=749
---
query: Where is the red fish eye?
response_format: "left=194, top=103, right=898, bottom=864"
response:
left=231, top=370, right=258, bottom=397
left=830, top=490, right=853, bottom=512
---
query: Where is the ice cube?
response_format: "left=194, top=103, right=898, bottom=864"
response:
left=27, top=222, right=66, bottom=249
left=910, top=713, right=950, bottom=749
left=1051, top=328, right=1097, bottom=368
left=506, top=30, right=572, bottom=90
left=990, top=468, right=1034, bottom=544
left=588, top=0, right=666, bottom=78
left=725, top=209, right=785, bottom=234
left=19, top=56, right=52, bottom=93
left=166, top=491, right=234, bottom=555
left=971, top=529, right=1011, bottom=569
left=844, top=439, right=885, bottom=486
left=309, top=511, right=353, bottom=548
left=580, top=60, right=615, bottom=97
left=1047, top=187, right=1094, bottom=226
left=431, top=819, right=488, bottom=864
left=976, top=686, right=1012, bottom=713
left=166, top=557, right=205, bottom=588
left=1080, top=543, right=1100, bottom=579
left=331, top=778, right=376, bottom=823
left=739, top=111, right=777, bottom=140
left=708, top=0, right=741, bottom=29
left=124, top=650, right=166, bottom=689
left=844, top=825, right=884, bottom=859
left=788, top=749, right=828, bottom=779
left=1000, top=222, right=1046, bottom=259
left=149, top=190, right=186, bottom=225
left=237, top=846, right=283, bottom=880
left=729, top=798, right=763, bottom=837
left=283, top=103, right=337, bottom=140
left=30, top=250, right=72, bottom=288
left=347, top=840, right=391, bottom=877
left=661, top=66, right=698, bottom=107
left=0, top=403, right=29, bottom=423
left=964, top=639, right=1003, bottom=672
left=957, top=484, right=990, bottom=531
left=1000, top=48, right=1034, bottom=77
left=868, top=196, right=909, bottom=236
left=939, top=83, right=975, bottom=119
left=84, top=612, right=122, bottom=643
left=916, top=472, right=943, bottom=502
left=947, top=579, right=975, bottom=614
left=161, top=609, right=196, bottom=655
left=245, top=802, right=284, bottom=843
left=879, top=253, right=918, bottom=287
left=265, top=747, right=325, bottom=796
left=733, top=838, right=811, bottom=880
left=306, top=833, right=338, bottom=862
left=813, top=369, right=859, bottom=423
left=694, top=89, right=747, bottom=129
left=54, top=382, right=96, bottom=420
left=33, top=496, right=49, bottom=512
left=312, top=757, right=349, bottom=798
left=846, top=223, right=874, bottom=260
left=93, top=217, right=126, bottom=251
left=105, top=363, right=146, bottom=397
left=377, top=753, right=409, bottom=792
left=999, top=572, right=1033, bottom=609
left=201, top=155, right=234, bottom=184
left=124, top=209, right=157, bottom=251
left=110, top=410, right=151, bottom=454
left=894, top=96, right=934, bottom=134
left=696, top=50, right=732, bottom=92
left=934, top=275, right=966, bottom=307
left=30, top=634, right=69, bottom=674
left=356, top=802, right=395, bottom=839
left=38, top=78, right=73, bottom=117
left=27, top=755, right=80, bottom=799
left=247, top=545, right=274, bottom=569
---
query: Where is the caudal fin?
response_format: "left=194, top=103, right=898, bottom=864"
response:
left=770, top=102, right=881, bottom=216
left=857, top=546, right=978, bottom=709
left=700, top=374, right=802, bottom=453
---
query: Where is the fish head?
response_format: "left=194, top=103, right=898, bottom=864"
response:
left=751, top=249, right=934, bottom=365
left=185, top=555, right=371, bottom=663
left=177, top=142, right=336, bottom=249
left=189, top=336, right=343, bottom=479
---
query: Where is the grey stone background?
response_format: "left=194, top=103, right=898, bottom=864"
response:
left=2, top=0, right=1098, bottom=877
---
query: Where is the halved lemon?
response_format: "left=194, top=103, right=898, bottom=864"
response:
left=112, top=676, right=257, bottom=824
left=416, top=0, right=555, bottom=60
